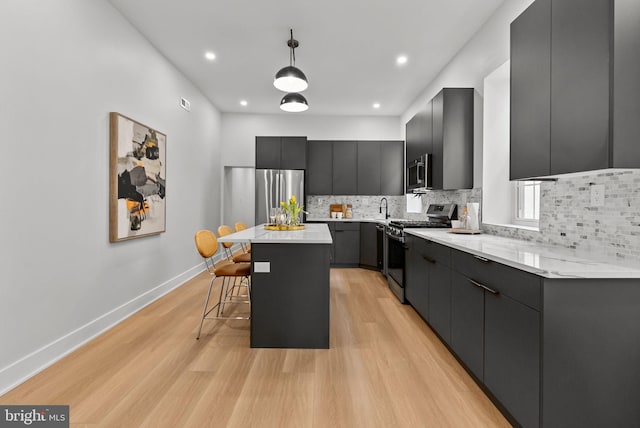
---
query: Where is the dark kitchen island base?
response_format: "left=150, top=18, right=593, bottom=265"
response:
left=250, top=242, right=330, bottom=349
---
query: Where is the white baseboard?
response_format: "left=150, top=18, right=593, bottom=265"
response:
left=0, top=258, right=219, bottom=397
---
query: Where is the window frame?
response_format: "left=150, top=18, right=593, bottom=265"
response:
left=512, top=180, right=541, bottom=228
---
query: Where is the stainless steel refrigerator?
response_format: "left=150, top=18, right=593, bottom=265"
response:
left=255, top=169, right=305, bottom=225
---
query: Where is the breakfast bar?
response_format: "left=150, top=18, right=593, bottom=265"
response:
left=218, top=223, right=333, bottom=349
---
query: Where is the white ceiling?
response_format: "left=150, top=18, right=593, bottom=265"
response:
left=108, top=0, right=505, bottom=116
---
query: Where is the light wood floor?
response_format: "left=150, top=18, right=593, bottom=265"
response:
left=1, top=267, right=510, bottom=427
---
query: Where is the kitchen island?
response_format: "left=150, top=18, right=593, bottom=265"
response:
left=218, top=223, right=332, bottom=349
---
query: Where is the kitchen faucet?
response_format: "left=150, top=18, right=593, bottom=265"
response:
left=379, top=197, right=390, bottom=219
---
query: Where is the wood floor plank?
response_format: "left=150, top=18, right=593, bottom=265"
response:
left=1, top=267, right=510, bottom=427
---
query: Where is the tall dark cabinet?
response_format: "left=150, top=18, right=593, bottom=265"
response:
left=405, top=100, right=432, bottom=163
left=405, top=89, right=473, bottom=191
left=510, top=0, right=640, bottom=179
left=432, top=88, right=474, bottom=190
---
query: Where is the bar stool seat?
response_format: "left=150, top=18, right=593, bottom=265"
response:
left=215, top=262, right=251, bottom=276
left=231, top=252, right=251, bottom=263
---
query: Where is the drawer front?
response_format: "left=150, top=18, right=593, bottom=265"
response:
left=335, top=222, right=361, bottom=231
left=422, top=240, right=451, bottom=267
left=452, top=250, right=541, bottom=310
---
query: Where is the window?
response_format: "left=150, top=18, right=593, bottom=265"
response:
left=513, top=181, right=541, bottom=227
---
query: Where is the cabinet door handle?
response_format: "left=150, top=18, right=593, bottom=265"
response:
left=473, top=255, right=490, bottom=263
left=422, top=256, right=436, bottom=264
left=335, top=230, right=344, bottom=233
left=468, top=278, right=499, bottom=295
left=403, top=245, right=410, bottom=250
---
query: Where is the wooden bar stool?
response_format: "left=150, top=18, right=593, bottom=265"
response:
left=234, top=221, right=250, bottom=253
left=194, top=230, right=250, bottom=340
left=218, top=225, right=251, bottom=263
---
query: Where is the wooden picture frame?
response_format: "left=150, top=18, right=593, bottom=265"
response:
left=109, top=112, right=166, bottom=242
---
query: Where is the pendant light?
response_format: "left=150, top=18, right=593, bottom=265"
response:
left=280, top=92, right=309, bottom=112
left=274, top=29, right=308, bottom=93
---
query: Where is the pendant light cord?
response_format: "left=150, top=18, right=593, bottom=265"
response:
left=290, top=29, right=295, bottom=66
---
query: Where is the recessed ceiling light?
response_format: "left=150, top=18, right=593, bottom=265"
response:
left=204, top=51, right=216, bottom=61
left=396, top=55, right=408, bottom=65
left=373, top=103, right=381, bottom=109
left=240, top=100, right=248, bottom=106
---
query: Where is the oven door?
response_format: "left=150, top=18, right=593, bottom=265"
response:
left=386, top=233, right=406, bottom=302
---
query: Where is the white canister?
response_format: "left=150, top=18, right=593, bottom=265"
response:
left=466, top=202, right=480, bottom=230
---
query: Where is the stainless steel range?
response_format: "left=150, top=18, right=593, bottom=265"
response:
left=386, top=204, right=457, bottom=303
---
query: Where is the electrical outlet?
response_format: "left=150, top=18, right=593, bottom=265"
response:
left=590, top=184, right=605, bottom=207
left=253, top=262, right=270, bottom=273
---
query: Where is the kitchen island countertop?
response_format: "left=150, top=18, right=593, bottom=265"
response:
left=217, top=223, right=332, bottom=245
left=405, top=229, right=640, bottom=279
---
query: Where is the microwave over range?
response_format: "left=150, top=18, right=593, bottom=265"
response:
left=407, top=154, right=432, bottom=193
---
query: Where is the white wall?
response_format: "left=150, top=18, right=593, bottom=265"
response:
left=400, top=0, right=535, bottom=186
left=482, top=61, right=513, bottom=225
left=223, top=167, right=255, bottom=227
left=221, top=113, right=401, bottom=167
left=0, top=0, right=222, bottom=394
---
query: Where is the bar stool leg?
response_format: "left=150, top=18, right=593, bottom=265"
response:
left=196, top=276, right=215, bottom=340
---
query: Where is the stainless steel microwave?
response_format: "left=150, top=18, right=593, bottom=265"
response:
left=407, top=154, right=432, bottom=192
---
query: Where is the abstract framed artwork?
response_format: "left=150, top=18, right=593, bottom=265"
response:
left=109, top=112, right=166, bottom=242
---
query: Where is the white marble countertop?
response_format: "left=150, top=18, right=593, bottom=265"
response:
left=217, top=223, right=333, bottom=244
left=405, top=229, right=640, bottom=279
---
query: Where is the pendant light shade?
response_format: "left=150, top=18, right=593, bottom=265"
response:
left=280, top=92, right=309, bottom=112
left=274, top=29, right=309, bottom=99
left=274, top=65, right=308, bottom=92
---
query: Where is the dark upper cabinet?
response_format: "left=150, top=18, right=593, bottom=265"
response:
left=359, top=222, right=378, bottom=269
left=256, top=136, right=307, bottom=170
left=550, top=0, right=610, bottom=175
left=405, top=101, right=432, bottom=163
left=432, top=88, right=474, bottom=190
left=307, top=140, right=403, bottom=196
left=255, top=137, right=281, bottom=169
left=280, top=136, right=307, bottom=170
left=332, top=142, right=358, bottom=195
left=356, top=142, right=381, bottom=195
left=307, top=141, right=333, bottom=195
left=380, top=140, right=404, bottom=195
left=510, top=0, right=551, bottom=180
left=510, top=0, right=640, bottom=179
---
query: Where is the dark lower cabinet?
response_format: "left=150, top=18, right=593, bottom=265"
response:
left=484, top=292, right=540, bottom=428
left=450, top=271, right=484, bottom=381
left=404, top=236, right=429, bottom=318
left=406, top=234, right=640, bottom=427
left=427, top=261, right=451, bottom=344
left=359, top=222, right=378, bottom=269
left=333, top=223, right=360, bottom=266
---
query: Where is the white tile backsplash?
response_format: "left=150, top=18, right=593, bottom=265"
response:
left=307, top=169, right=640, bottom=262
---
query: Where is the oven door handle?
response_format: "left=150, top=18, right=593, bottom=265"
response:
left=386, top=233, right=404, bottom=243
